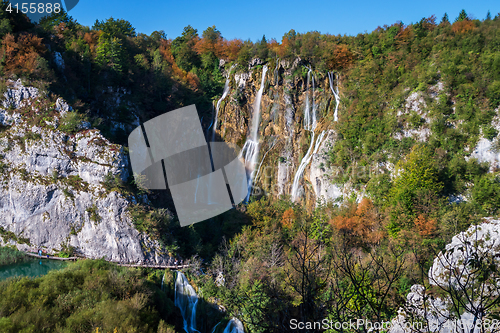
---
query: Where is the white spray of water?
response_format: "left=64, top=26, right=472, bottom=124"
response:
left=303, top=68, right=317, bottom=131
left=291, top=130, right=326, bottom=201
left=212, top=65, right=236, bottom=142
left=239, top=65, right=268, bottom=201
left=223, top=318, right=245, bottom=333
left=291, top=68, right=326, bottom=201
left=175, top=271, right=200, bottom=333
left=161, top=273, right=165, bottom=291
left=328, top=72, right=340, bottom=122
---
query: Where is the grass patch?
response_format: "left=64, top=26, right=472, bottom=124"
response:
left=86, top=204, right=101, bottom=224
left=0, top=227, right=30, bottom=245
left=0, top=246, right=28, bottom=266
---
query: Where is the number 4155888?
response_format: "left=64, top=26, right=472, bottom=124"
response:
left=6, top=2, right=61, bottom=14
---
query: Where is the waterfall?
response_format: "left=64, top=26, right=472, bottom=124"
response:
left=239, top=65, right=268, bottom=201
left=249, top=65, right=268, bottom=142
left=328, top=72, right=340, bottom=122
left=290, top=68, right=324, bottom=201
left=212, top=65, right=236, bottom=142
left=175, top=271, right=200, bottom=333
left=223, top=318, right=245, bottom=333
left=291, top=130, right=326, bottom=201
left=161, top=273, right=165, bottom=291
left=303, top=68, right=316, bottom=131
left=271, top=60, right=280, bottom=121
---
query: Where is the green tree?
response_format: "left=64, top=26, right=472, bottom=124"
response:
left=0, top=17, right=11, bottom=38
left=440, top=12, right=450, bottom=25
left=92, top=17, right=136, bottom=37
left=471, top=174, right=500, bottom=215
left=455, top=9, right=469, bottom=22
left=256, top=35, right=269, bottom=60
left=150, top=30, right=167, bottom=41
left=387, top=146, right=443, bottom=233
left=0, top=0, right=12, bottom=38
left=202, top=25, right=221, bottom=45
left=38, top=8, right=76, bottom=31
left=171, top=25, right=200, bottom=71
left=96, top=34, right=125, bottom=73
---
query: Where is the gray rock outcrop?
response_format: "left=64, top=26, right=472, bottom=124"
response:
left=309, top=130, right=342, bottom=206
left=0, top=82, right=170, bottom=264
left=390, top=218, right=500, bottom=333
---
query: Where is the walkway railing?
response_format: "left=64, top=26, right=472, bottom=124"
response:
left=24, top=251, right=190, bottom=269
left=25, top=252, right=78, bottom=261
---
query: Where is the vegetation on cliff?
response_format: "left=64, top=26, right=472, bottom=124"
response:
left=0, top=260, right=177, bottom=333
left=0, top=246, right=27, bottom=266
left=0, top=4, right=500, bottom=332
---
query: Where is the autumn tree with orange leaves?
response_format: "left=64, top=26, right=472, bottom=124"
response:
left=330, top=198, right=384, bottom=245
left=1, top=33, right=47, bottom=76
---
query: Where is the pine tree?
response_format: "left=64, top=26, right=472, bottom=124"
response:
left=456, top=9, right=468, bottom=22
left=441, top=13, right=450, bottom=25
left=486, top=10, right=492, bottom=21
left=257, top=35, right=269, bottom=60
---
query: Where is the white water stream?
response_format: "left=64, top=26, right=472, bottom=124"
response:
left=212, top=65, right=236, bottom=142
left=290, top=68, right=326, bottom=201
left=291, top=130, right=326, bottom=201
left=328, top=71, right=340, bottom=122
left=239, top=65, right=268, bottom=201
left=175, top=271, right=200, bottom=333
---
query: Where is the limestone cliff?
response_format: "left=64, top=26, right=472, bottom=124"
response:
left=0, top=80, right=170, bottom=264
left=217, top=58, right=342, bottom=208
left=216, top=59, right=500, bottom=209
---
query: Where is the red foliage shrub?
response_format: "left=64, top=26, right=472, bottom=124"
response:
left=330, top=198, right=383, bottom=244
left=452, top=20, right=475, bottom=34
left=1, top=33, right=46, bottom=75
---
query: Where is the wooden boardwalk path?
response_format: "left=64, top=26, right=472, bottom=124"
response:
left=25, top=252, right=78, bottom=261
left=24, top=251, right=189, bottom=269
left=114, top=263, right=191, bottom=269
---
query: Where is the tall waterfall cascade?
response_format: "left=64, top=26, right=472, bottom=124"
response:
left=291, top=130, right=326, bottom=201
left=212, top=65, right=236, bottom=142
left=175, top=271, right=200, bottom=333
left=328, top=71, right=341, bottom=122
left=303, top=68, right=317, bottom=131
left=239, top=65, right=268, bottom=201
left=291, top=68, right=326, bottom=201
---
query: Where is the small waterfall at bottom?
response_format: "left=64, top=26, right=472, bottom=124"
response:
left=291, top=130, right=326, bottom=201
left=239, top=140, right=259, bottom=201
left=175, top=271, right=200, bottom=333
left=223, top=318, right=245, bottom=333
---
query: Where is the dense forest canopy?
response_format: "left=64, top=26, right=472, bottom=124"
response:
left=1, top=4, right=500, bottom=332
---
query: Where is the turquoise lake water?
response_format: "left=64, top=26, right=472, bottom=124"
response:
left=0, top=258, right=68, bottom=280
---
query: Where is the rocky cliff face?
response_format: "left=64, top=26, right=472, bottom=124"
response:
left=217, top=59, right=341, bottom=208
left=390, top=218, right=500, bottom=333
left=0, top=81, right=170, bottom=264
left=216, top=60, right=500, bottom=208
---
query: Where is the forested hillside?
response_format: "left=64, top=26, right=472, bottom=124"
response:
left=0, top=3, right=500, bottom=332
